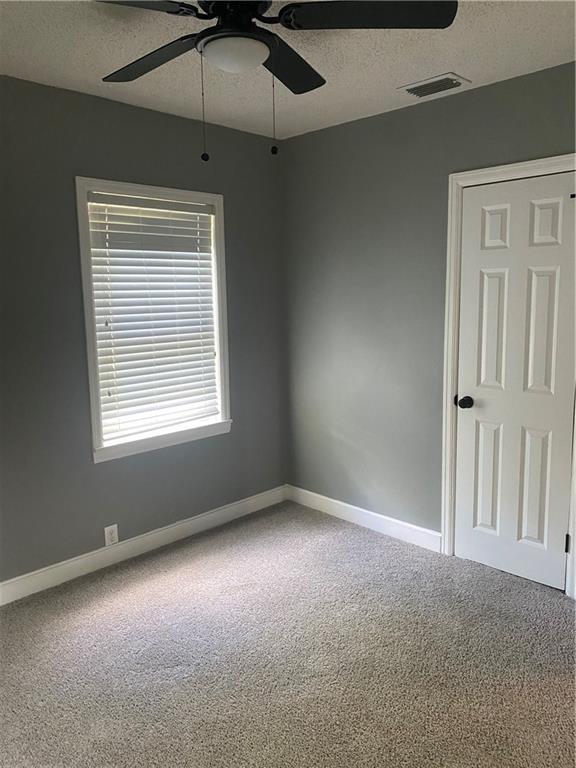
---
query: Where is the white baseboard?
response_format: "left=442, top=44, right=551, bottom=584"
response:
left=0, top=486, right=287, bottom=606
left=1, top=484, right=442, bottom=606
left=286, top=485, right=442, bottom=553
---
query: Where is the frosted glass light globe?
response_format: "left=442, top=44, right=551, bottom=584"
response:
left=202, top=36, right=270, bottom=74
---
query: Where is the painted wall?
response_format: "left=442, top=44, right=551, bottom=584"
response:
left=0, top=76, right=287, bottom=580
left=282, top=63, right=575, bottom=531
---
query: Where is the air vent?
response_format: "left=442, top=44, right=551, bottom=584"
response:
left=400, top=72, right=471, bottom=99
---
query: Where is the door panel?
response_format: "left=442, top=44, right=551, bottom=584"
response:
left=454, top=172, right=574, bottom=589
left=477, top=268, right=508, bottom=389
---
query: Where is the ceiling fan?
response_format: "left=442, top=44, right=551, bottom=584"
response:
left=101, top=1, right=459, bottom=94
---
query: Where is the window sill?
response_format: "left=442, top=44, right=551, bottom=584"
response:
left=92, top=419, right=232, bottom=463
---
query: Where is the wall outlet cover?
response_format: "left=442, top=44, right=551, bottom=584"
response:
left=104, top=524, right=119, bottom=547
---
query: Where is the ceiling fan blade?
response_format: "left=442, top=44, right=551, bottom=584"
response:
left=262, top=33, right=325, bottom=94
left=279, top=1, right=458, bottom=30
left=100, top=1, right=199, bottom=15
left=103, top=34, right=198, bottom=81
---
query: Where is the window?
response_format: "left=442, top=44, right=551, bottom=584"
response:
left=76, top=178, right=230, bottom=462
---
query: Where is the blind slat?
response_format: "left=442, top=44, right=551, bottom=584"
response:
left=92, top=266, right=213, bottom=275
left=98, top=359, right=216, bottom=381
left=98, top=351, right=216, bottom=370
left=91, top=250, right=213, bottom=259
left=96, top=318, right=213, bottom=332
left=96, top=314, right=213, bottom=323
left=96, top=337, right=215, bottom=354
left=102, top=387, right=218, bottom=414
left=93, top=290, right=213, bottom=297
left=95, top=301, right=213, bottom=309
left=101, top=369, right=216, bottom=392
left=96, top=326, right=214, bottom=339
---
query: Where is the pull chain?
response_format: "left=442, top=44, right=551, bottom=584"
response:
left=271, top=75, right=278, bottom=155
left=200, top=52, right=209, bottom=162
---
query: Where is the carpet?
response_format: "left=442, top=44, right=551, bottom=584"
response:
left=1, top=502, right=574, bottom=767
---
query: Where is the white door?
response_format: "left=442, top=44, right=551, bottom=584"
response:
left=454, top=171, right=574, bottom=589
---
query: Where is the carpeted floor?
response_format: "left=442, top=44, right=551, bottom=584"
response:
left=1, top=502, right=574, bottom=768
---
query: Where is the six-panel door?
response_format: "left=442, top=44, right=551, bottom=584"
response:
left=454, top=172, right=574, bottom=589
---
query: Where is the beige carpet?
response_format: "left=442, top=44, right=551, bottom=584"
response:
left=1, top=502, right=574, bottom=767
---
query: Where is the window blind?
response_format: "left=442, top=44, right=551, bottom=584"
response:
left=86, top=191, right=221, bottom=447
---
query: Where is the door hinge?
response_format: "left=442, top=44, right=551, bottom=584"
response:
left=565, top=533, right=571, bottom=553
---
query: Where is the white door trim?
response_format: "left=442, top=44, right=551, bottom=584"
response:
left=441, top=153, right=576, bottom=595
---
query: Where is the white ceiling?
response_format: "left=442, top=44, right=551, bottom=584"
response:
left=0, top=1, right=574, bottom=138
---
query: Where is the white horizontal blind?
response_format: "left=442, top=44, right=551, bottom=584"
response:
left=86, top=191, right=221, bottom=447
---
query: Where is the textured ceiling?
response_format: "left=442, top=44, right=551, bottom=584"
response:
left=0, top=1, right=574, bottom=138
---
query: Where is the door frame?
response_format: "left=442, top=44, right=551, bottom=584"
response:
left=441, top=153, right=576, bottom=596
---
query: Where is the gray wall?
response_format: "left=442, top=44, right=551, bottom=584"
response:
left=0, top=76, right=287, bottom=580
left=283, top=63, right=575, bottom=531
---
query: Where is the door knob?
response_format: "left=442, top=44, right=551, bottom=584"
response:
left=458, top=396, right=474, bottom=409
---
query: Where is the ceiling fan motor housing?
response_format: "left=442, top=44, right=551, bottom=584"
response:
left=198, top=1, right=273, bottom=24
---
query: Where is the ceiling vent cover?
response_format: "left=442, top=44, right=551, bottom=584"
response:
left=401, top=72, right=470, bottom=99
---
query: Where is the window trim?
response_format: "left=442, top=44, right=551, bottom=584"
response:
left=76, top=177, right=231, bottom=463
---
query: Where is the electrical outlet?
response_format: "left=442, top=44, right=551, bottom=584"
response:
left=104, top=524, right=119, bottom=547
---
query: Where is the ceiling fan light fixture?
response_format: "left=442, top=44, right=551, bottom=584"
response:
left=202, top=35, right=270, bottom=73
